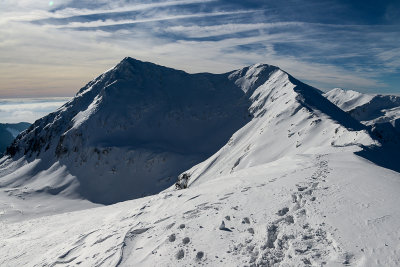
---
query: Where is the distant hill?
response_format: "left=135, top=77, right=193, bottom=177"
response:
left=0, top=122, right=30, bottom=155
left=324, top=88, right=400, bottom=142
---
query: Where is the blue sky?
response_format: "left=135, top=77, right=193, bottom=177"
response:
left=0, top=0, right=399, bottom=98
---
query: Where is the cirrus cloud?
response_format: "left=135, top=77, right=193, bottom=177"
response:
left=0, top=0, right=399, bottom=99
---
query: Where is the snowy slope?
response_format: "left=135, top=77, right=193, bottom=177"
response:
left=2, top=58, right=251, bottom=205
left=324, top=88, right=400, bottom=141
left=2, top=60, right=376, bottom=207
left=180, top=67, right=375, bottom=187
left=0, top=59, right=381, bottom=218
left=1, top=59, right=400, bottom=266
left=1, top=152, right=399, bottom=266
left=324, top=88, right=374, bottom=112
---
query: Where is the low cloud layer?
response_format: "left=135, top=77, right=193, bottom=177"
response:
left=0, top=98, right=70, bottom=123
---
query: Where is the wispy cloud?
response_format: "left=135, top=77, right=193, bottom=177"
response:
left=0, top=0, right=399, bottom=100
left=50, top=10, right=262, bottom=29
left=0, top=0, right=217, bottom=25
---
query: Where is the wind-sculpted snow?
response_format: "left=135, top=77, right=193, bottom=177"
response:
left=1, top=153, right=399, bottom=266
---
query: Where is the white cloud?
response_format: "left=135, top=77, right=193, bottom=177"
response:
left=0, top=0, right=398, bottom=97
left=165, top=22, right=303, bottom=38
left=375, top=47, right=400, bottom=71
left=52, top=10, right=261, bottom=28
left=0, top=98, right=70, bottom=123
left=0, top=0, right=216, bottom=24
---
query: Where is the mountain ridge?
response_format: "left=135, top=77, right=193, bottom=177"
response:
left=3, top=57, right=253, bottom=204
left=324, top=88, right=400, bottom=143
left=179, top=67, right=375, bottom=187
left=0, top=58, right=385, bottom=204
left=1, top=58, right=400, bottom=266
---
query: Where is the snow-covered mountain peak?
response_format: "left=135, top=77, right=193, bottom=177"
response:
left=1, top=59, right=400, bottom=267
left=180, top=70, right=376, bottom=187
left=229, top=63, right=279, bottom=94
left=324, top=87, right=400, bottom=143
left=2, top=58, right=378, bottom=204
left=324, top=88, right=374, bottom=112
left=3, top=58, right=253, bottom=204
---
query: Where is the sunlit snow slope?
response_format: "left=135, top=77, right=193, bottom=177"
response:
left=0, top=59, right=381, bottom=211
left=1, top=152, right=399, bottom=266
left=1, top=59, right=400, bottom=266
left=181, top=67, right=376, bottom=187
left=324, top=88, right=400, bottom=141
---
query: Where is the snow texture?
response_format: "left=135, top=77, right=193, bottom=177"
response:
left=1, top=58, right=400, bottom=266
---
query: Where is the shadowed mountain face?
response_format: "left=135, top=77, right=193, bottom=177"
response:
left=0, top=122, right=30, bottom=156
left=7, top=58, right=252, bottom=158
left=0, top=58, right=388, bottom=204
left=3, top=58, right=254, bottom=204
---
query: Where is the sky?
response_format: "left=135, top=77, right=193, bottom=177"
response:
left=0, top=0, right=399, bottom=100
